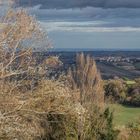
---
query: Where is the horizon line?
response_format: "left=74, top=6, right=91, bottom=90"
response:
left=48, top=48, right=140, bottom=52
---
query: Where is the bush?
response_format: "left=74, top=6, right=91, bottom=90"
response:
left=84, top=108, right=119, bottom=140
left=126, top=119, right=140, bottom=140
left=125, top=80, right=140, bottom=107
left=104, top=80, right=127, bottom=103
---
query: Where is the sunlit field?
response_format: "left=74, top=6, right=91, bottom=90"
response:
left=109, top=104, right=140, bottom=126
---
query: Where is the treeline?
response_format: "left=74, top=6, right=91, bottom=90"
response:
left=104, top=78, right=140, bottom=107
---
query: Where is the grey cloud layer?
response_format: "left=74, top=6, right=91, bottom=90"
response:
left=25, top=6, right=140, bottom=32
left=17, top=0, right=140, bottom=8
left=28, top=6, right=140, bottom=24
left=15, top=0, right=140, bottom=29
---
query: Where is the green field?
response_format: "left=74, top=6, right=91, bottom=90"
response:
left=108, top=104, right=140, bottom=126
left=125, top=80, right=136, bottom=85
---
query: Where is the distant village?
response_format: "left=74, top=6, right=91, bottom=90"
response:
left=35, top=51, right=140, bottom=79
left=97, top=56, right=140, bottom=63
left=95, top=56, right=140, bottom=71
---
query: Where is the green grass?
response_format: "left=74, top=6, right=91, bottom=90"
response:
left=125, top=80, right=136, bottom=85
left=108, top=104, right=140, bottom=126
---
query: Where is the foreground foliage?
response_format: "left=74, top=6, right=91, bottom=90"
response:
left=0, top=53, right=118, bottom=140
left=0, top=79, right=119, bottom=140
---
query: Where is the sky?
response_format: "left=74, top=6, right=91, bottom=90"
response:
left=17, top=0, right=140, bottom=9
left=1, top=0, right=140, bottom=50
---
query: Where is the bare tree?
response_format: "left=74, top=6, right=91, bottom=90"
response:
left=0, top=9, right=43, bottom=79
left=0, top=1, right=53, bottom=94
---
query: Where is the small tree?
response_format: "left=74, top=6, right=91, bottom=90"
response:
left=68, top=53, right=104, bottom=106
left=104, top=79, right=126, bottom=103
left=0, top=3, right=51, bottom=93
left=0, top=10, right=42, bottom=79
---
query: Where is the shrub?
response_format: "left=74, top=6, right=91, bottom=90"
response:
left=125, top=80, right=140, bottom=107
left=0, top=80, right=80, bottom=139
left=83, top=107, right=119, bottom=140
left=126, top=119, right=140, bottom=140
left=104, top=80, right=127, bottom=103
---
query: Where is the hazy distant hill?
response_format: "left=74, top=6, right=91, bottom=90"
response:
left=43, top=50, right=140, bottom=79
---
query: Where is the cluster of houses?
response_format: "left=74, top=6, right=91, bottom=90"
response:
left=97, top=56, right=130, bottom=63
left=97, top=56, right=140, bottom=63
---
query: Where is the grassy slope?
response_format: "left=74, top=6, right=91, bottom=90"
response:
left=108, top=104, right=140, bottom=126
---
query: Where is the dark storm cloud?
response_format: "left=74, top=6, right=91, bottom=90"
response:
left=16, top=0, right=140, bottom=9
